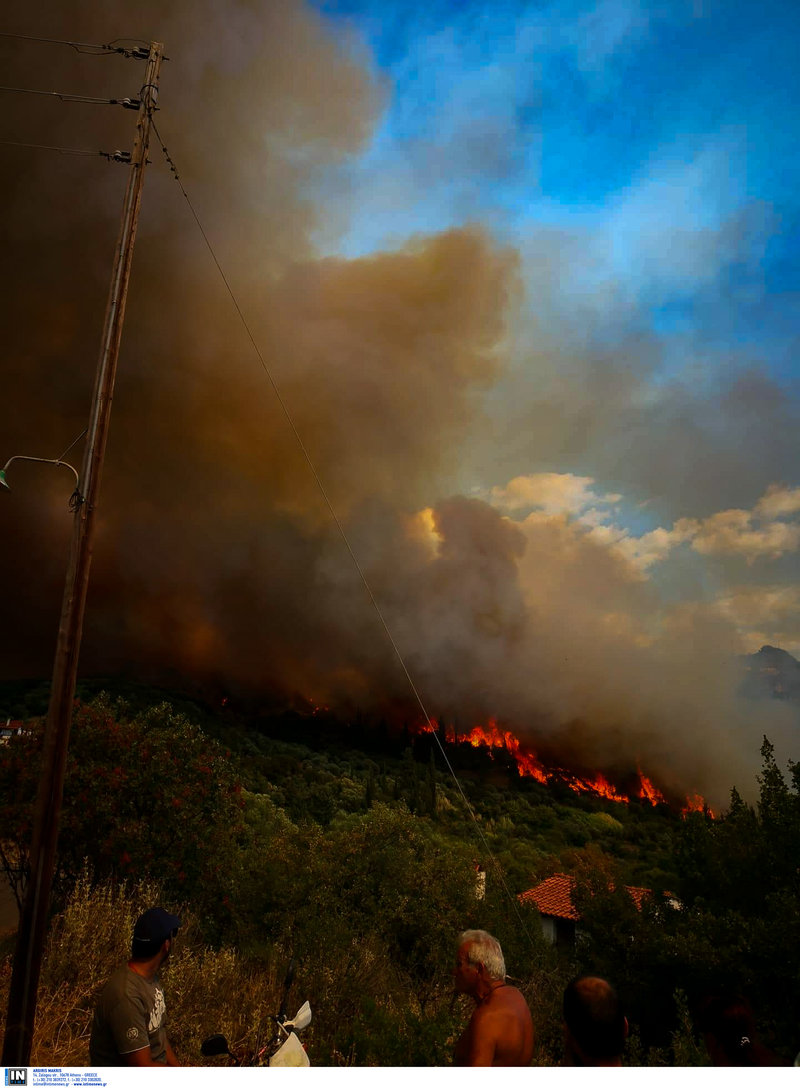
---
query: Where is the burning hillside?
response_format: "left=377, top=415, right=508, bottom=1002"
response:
left=416, top=718, right=715, bottom=816
left=1, top=0, right=796, bottom=818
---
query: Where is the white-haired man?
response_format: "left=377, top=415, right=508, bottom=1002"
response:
left=453, top=929, right=534, bottom=1066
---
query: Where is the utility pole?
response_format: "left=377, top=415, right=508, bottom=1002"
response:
left=2, top=41, right=164, bottom=1066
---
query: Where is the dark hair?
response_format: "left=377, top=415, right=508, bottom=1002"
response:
left=563, top=976, right=626, bottom=1061
left=696, top=995, right=775, bottom=1067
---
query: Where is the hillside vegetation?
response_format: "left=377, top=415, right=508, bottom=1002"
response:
left=0, top=680, right=798, bottom=1065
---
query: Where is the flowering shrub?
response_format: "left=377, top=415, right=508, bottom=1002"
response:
left=0, top=696, right=246, bottom=935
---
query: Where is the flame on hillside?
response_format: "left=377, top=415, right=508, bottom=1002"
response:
left=418, top=718, right=714, bottom=816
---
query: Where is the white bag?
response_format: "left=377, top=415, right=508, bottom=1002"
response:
left=269, top=1031, right=310, bottom=1067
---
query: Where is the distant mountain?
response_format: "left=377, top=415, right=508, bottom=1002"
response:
left=739, top=645, right=800, bottom=701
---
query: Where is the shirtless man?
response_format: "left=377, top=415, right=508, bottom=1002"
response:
left=452, top=929, right=534, bottom=1066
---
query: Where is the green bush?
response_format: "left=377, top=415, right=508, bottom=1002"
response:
left=0, top=696, right=247, bottom=937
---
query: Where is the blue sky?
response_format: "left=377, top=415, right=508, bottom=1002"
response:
left=308, top=0, right=799, bottom=360
left=310, top=0, right=799, bottom=245
left=302, top=0, right=800, bottom=659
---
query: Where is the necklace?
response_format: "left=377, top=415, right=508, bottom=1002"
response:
left=481, top=980, right=508, bottom=1003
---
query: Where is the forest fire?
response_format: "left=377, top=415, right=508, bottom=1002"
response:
left=682, top=792, right=715, bottom=817
left=418, top=718, right=712, bottom=816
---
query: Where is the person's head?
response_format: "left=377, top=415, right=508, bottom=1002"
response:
left=131, top=907, right=181, bottom=964
left=454, top=929, right=505, bottom=997
left=696, top=994, right=771, bottom=1067
left=563, top=975, right=627, bottom=1066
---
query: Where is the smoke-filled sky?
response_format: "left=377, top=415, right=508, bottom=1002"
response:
left=1, top=0, right=799, bottom=801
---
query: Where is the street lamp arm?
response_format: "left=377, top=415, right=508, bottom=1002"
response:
left=0, top=455, right=82, bottom=497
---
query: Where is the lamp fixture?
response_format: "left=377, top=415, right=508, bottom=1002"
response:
left=0, top=455, right=82, bottom=505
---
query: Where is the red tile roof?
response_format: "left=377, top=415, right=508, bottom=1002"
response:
left=519, top=873, right=652, bottom=921
left=520, top=874, right=580, bottom=921
left=626, top=885, right=651, bottom=911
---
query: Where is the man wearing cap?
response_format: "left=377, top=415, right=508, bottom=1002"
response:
left=89, top=907, right=181, bottom=1066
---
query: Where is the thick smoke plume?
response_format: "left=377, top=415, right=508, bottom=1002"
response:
left=1, top=0, right=795, bottom=806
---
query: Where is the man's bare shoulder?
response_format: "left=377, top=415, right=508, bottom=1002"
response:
left=486, top=985, right=532, bottom=1016
left=479, top=985, right=534, bottom=1066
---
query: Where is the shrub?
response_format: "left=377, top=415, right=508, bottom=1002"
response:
left=0, top=696, right=247, bottom=937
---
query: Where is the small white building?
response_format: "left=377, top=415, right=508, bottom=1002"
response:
left=0, top=720, right=23, bottom=746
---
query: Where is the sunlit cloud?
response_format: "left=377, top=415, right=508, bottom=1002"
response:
left=713, top=584, right=800, bottom=656
left=487, top=471, right=620, bottom=516
left=405, top=506, right=441, bottom=556
left=485, top=473, right=800, bottom=577
left=588, top=523, right=696, bottom=572
left=754, top=484, right=800, bottom=521
left=679, top=502, right=800, bottom=563
left=485, top=472, right=698, bottom=575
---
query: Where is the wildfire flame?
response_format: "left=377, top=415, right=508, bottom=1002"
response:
left=418, top=718, right=711, bottom=816
left=637, top=766, right=667, bottom=806
left=682, top=792, right=716, bottom=818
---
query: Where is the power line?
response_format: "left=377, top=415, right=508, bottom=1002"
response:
left=0, top=139, right=132, bottom=163
left=56, top=429, right=88, bottom=463
left=0, top=32, right=150, bottom=59
left=152, top=120, right=539, bottom=954
left=0, top=85, right=141, bottom=108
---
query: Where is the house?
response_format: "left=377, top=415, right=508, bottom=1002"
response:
left=519, top=872, right=655, bottom=948
left=0, top=720, right=24, bottom=746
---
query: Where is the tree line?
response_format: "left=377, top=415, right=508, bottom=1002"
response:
left=0, top=691, right=798, bottom=1063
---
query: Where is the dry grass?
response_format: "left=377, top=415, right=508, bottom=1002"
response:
left=0, top=871, right=480, bottom=1066
left=0, top=871, right=297, bottom=1066
left=0, top=870, right=170, bottom=1064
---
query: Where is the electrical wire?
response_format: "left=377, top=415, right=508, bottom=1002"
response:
left=0, top=32, right=150, bottom=58
left=58, top=429, right=88, bottom=511
left=0, top=140, right=131, bottom=163
left=0, top=85, right=140, bottom=108
left=56, top=429, right=88, bottom=463
left=152, top=119, right=539, bottom=955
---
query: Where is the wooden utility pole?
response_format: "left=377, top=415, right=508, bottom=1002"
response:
left=2, top=41, right=164, bottom=1066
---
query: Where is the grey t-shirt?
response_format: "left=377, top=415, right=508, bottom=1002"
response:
left=89, top=964, right=168, bottom=1066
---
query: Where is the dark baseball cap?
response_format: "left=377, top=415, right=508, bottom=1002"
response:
left=131, top=907, right=181, bottom=957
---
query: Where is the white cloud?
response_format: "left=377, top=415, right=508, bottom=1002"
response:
left=487, top=472, right=620, bottom=516
left=486, top=473, right=800, bottom=576
left=571, top=0, right=651, bottom=72
left=679, top=504, right=800, bottom=562
left=715, top=584, right=800, bottom=627
left=486, top=472, right=695, bottom=575
left=601, top=136, right=763, bottom=299
left=614, top=483, right=800, bottom=567
left=754, top=484, right=800, bottom=521
left=712, top=585, right=800, bottom=657
left=596, top=523, right=696, bottom=571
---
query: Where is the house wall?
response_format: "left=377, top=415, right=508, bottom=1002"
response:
left=538, top=914, right=579, bottom=948
left=539, top=915, right=557, bottom=945
left=555, top=917, right=576, bottom=948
